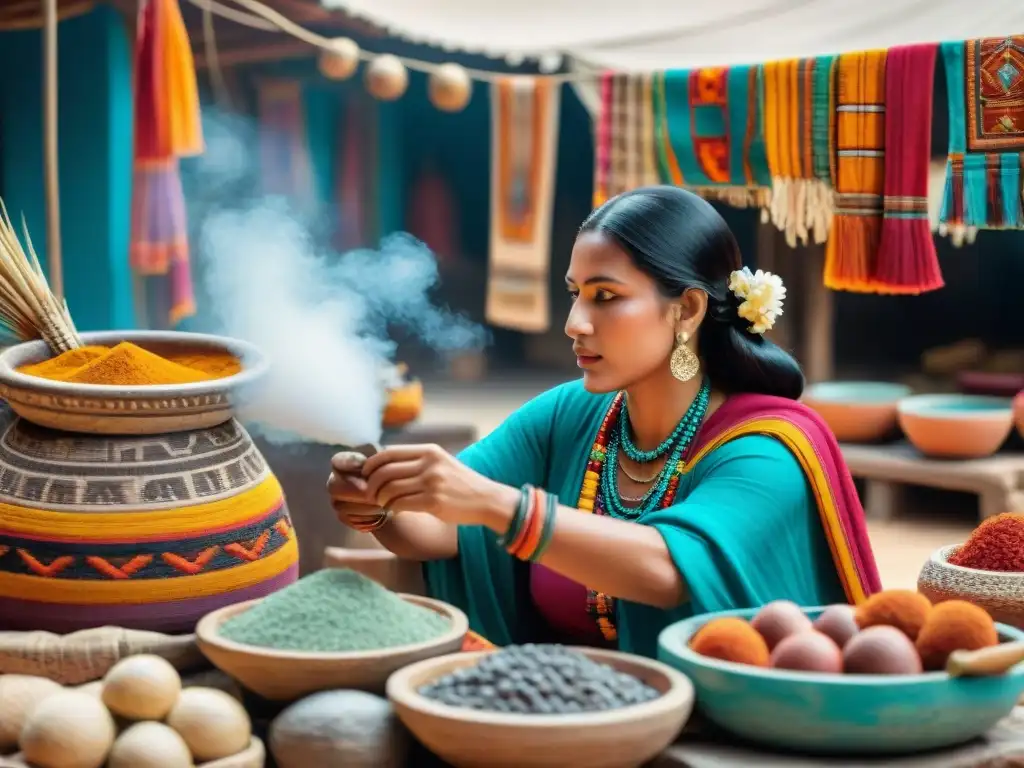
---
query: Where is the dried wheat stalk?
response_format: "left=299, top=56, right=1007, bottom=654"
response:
left=0, top=198, right=81, bottom=353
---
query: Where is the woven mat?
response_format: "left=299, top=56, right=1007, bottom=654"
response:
left=653, top=708, right=1024, bottom=768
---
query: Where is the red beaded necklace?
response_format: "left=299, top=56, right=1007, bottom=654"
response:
left=576, top=393, right=687, bottom=642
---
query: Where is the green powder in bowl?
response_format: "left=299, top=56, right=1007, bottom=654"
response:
left=217, top=569, right=453, bottom=653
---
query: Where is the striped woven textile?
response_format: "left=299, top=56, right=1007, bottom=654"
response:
left=762, top=57, right=837, bottom=246
left=939, top=36, right=1024, bottom=231
left=874, top=43, right=945, bottom=295
left=593, top=73, right=660, bottom=207
left=824, top=50, right=888, bottom=292
left=0, top=413, right=298, bottom=634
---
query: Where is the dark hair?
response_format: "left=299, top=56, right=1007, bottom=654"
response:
left=579, top=186, right=804, bottom=400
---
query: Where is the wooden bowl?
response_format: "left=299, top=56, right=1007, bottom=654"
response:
left=196, top=594, right=468, bottom=701
left=802, top=381, right=911, bottom=442
left=659, top=606, right=1024, bottom=755
left=386, top=648, right=693, bottom=768
left=0, top=330, right=268, bottom=435
left=918, top=544, right=1024, bottom=629
left=898, top=394, right=1015, bottom=459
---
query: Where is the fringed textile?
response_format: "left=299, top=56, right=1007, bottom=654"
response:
left=656, top=67, right=772, bottom=210
left=929, top=159, right=977, bottom=247
left=824, top=50, right=887, bottom=292
left=762, top=58, right=836, bottom=246
left=130, top=0, right=202, bottom=326
left=874, top=44, right=944, bottom=295
left=593, top=74, right=661, bottom=205
left=257, top=79, right=314, bottom=201
left=486, top=77, right=561, bottom=333
left=939, top=36, right=1024, bottom=231
left=129, top=161, right=195, bottom=325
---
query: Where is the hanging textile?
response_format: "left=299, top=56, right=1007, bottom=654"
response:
left=130, top=0, right=203, bottom=327
left=929, top=160, right=977, bottom=247
left=824, top=50, right=888, bottom=292
left=486, top=77, right=561, bottom=333
left=873, top=43, right=944, bottom=294
left=334, top=96, right=370, bottom=252
left=257, top=79, right=314, bottom=202
left=655, top=65, right=772, bottom=210
left=593, top=73, right=660, bottom=207
left=939, top=36, right=1024, bottom=231
left=761, top=58, right=836, bottom=247
left=408, top=165, right=461, bottom=267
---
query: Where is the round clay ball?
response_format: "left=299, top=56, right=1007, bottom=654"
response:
left=102, top=654, right=182, bottom=720
left=270, top=690, right=409, bottom=768
left=165, top=687, right=251, bottom=762
left=108, top=722, right=194, bottom=768
left=19, top=690, right=116, bottom=768
left=0, top=674, right=64, bottom=752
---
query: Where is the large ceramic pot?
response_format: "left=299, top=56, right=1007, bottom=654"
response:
left=918, top=545, right=1024, bottom=629
left=802, top=381, right=911, bottom=443
left=0, top=407, right=298, bottom=634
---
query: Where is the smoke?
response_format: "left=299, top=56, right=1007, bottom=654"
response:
left=186, top=111, right=488, bottom=447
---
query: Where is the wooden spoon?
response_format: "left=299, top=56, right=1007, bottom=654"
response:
left=946, top=642, right=1024, bottom=677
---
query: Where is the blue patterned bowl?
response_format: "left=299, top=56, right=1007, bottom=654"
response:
left=658, top=606, right=1024, bottom=755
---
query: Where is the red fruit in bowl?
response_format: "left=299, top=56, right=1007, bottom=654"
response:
left=770, top=630, right=844, bottom=673
left=813, top=604, right=860, bottom=648
left=751, top=601, right=813, bottom=650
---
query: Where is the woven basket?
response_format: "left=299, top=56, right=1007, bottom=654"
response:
left=917, top=545, right=1024, bottom=629
left=0, top=737, right=265, bottom=768
left=0, top=407, right=298, bottom=635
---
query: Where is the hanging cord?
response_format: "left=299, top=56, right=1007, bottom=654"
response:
left=201, top=1, right=234, bottom=108
left=184, top=0, right=582, bottom=83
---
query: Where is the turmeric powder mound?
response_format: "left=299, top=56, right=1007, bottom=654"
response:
left=948, top=513, right=1024, bottom=572
left=62, top=342, right=209, bottom=386
left=17, top=345, right=110, bottom=379
left=165, top=352, right=242, bottom=379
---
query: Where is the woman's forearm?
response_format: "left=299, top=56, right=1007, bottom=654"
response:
left=373, top=511, right=459, bottom=561
left=478, top=485, right=688, bottom=609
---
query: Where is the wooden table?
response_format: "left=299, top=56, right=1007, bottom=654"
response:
left=841, top=442, right=1024, bottom=522
left=254, top=423, right=478, bottom=575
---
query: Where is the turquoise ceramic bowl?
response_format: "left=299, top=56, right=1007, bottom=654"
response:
left=658, top=606, right=1024, bottom=755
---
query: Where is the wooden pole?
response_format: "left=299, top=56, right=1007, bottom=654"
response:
left=43, top=0, right=64, bottom=301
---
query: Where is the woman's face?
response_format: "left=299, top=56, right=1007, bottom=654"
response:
left=564, top=232, right=677, bottom=393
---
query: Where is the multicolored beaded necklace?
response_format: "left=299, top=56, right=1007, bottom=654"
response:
left=577, top=380, right=712, bottom=642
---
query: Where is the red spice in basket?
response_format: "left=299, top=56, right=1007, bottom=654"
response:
left=948, top=514, right=1024, bottom=572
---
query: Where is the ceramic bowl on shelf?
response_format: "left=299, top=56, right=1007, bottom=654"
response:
left=658, top=606, right=1024, bottom=755
left=0, top=330, right=268, bottom=435
left=918, top=544, right=1024, bottom=630
left=802, top=381, right=912, bottom=443
left=386, top=647, right=693, bottom=768
left=897, top=394, right=1015, bottom=459
left=1014, top=390, right=1024, bottom=439
left=195, top=594, right=467, bottom=701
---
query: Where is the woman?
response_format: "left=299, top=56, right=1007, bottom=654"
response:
left=327, top=186, right=881, bottom=658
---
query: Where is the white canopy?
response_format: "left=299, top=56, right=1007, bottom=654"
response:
left=321, top=0, right=1024, bottom=71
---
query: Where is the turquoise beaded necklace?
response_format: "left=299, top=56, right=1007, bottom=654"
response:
left=602, top=380, right=711, bottom=519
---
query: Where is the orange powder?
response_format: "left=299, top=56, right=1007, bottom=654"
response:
left=690, top=617, right=771, bottom=667
left=948, top=513, right=1024, bottom=572
left=18, top=343, right=243, bottom=386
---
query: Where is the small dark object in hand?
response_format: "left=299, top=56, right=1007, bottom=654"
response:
left=419, top=644, right=660, bottom=715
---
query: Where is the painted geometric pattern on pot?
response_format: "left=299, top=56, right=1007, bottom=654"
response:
left=0, top=502, right=292, bottom=580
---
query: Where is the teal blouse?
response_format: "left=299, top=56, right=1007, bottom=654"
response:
left=423, top=380, right=845, bottom=658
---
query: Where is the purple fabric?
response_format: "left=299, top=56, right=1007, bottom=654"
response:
left=530, top=563, right=605, bottom=644
left=0, top=564, right=298, bottom=634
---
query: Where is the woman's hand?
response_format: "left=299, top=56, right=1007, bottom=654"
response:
left=327, top=451, right=386, bottom=529
left=362, top=444, right=518, bottom=529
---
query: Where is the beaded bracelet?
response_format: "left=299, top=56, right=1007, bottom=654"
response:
left=497, top=485, right=533, bottom=549
left=529, top=491, right=559, bottom=562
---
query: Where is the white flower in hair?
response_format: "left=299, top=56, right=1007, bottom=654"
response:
left=728, top=267, right=785, bottom=335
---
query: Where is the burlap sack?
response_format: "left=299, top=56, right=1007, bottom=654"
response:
left=0, top=627, right=205, bottom=685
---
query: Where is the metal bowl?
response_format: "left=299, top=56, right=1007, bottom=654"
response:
left=0, top=330, right=268, bottom=435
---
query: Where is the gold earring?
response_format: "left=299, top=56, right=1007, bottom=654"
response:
left=670, top=331, right=700, bottom=382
